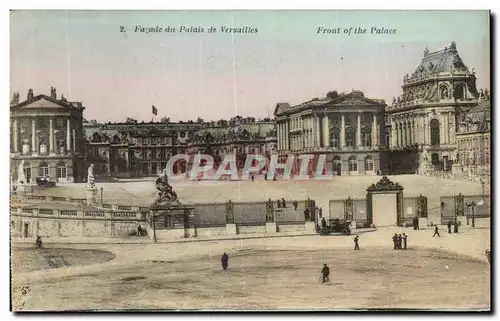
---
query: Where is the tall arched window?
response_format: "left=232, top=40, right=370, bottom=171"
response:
left=364, top=156, right=374, bottom=172
left=348, top=156, right=358, bottom=173
left=57, top=162, right=67, bottom=179
left=23, top=162, right=32, bottom=183
left=454, top=84, right=465, bottom=100
left=331, top=129, right=339, bottom=148
left=39, top=162, right=49, bottom=177
left=430, top=119, right=440, bottom=146
left=439, top=85, right=449, bottom=99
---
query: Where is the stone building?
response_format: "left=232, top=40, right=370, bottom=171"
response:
left=454, top=89, right=490, bottom=178
left=10, top=88, right=86, bottom=183
left=188, top=116, right=277, bottom=170
left=274, top=90, right=388, bottom=176
left=386, top=41, right=480, bottom=174
left=83, top=119, right=202, bottom=178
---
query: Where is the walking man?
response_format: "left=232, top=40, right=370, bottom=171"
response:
left=454, top=220, right=459, bottom=233
left=354, top=235, right=360, bottom=250
left=221, top=252, right=229, bottom=270
left=397, top=234, right=403, bottom=249
left=447, top=220, right=452, bottom=234
left=433, top=224, right=440, bottom=237
left=402, top=233, right=408, bottom=249
left=321, top=264, right=330, bottom=284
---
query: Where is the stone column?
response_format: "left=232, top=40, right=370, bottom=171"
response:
left=421, top=116, right=426, bottom=145
left=439, top=114, right=445, bottom=145
left=49, top=118, right=54, bottom=153
left=390, top=120, right=396, bottom=149
left=322, top=114, right=330, bottom=147
left=66, top=118, right=71, bottom=152
left=277, top=124, right=281, bottom=150
left=285, top=119, right=290, bottom=150
left=372, top=114, right=378, bottom=147
left=408, top=120, right=412, bottom=145
left=356, top=113, right=362, bottom=148
left=444, top=113, right=449, bottom=144
left=13, top=119, right=19, bottom=153
left=72, top=129, right=76, bottom=152
left=448, top=112, right=455, bottom=145
left=31, top=119, right=37, bottom=153
left=314, top=115, right=321, bottom=148
left=340, top=114, right=346, bottom=148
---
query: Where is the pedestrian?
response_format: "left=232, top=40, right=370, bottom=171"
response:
left=321, top=264, right=330, bottom=284
left=137, top=225, right=142, bottom=237
left=264, top=173, right=268, bottom=181
left=416, top=217, right=420, bottom=230
left=447, top=220, right=452, bottom=234
left=293, top=201, right=298, bottom=211
left=273, top=175, right=277, bottom=181
left=277, top=199, right=281, bottom=208
left=354, top=235, right=360, bottom=250
left=281, top=198, right=286, bottom=208
left=454, top=220, right=459, bottom=233
left=392, top=233, right=398, bottom=250
left=304, top=207, right=310, bottom=221
left=397, top=234, right=402, bottom=249
left=251, top=175, right=254, bottom=182
left=221, top=252, right=229, bottom=270
left=413, top=217, right=417, bottom=231
left=321, top=217, right=327, bottom=229
left=402, top=233, right=407, bottom=249
left=432, top=224, right=440, bottom=237
left=319, top=207, right=323, bottom=218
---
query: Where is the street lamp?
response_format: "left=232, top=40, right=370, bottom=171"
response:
left=466, top=201, right=476, bottom=228
left=151, top=211, right=157, bottom=243
left=100, top=187, right=103, bottom=206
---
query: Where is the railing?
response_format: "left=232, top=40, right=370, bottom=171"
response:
left=84, top=211, right=105, bottom=217
left=112, top=212, right=138, bottom=219
left=38, top=209, right=54, bottom=215
left=60, top=210, right=78, bottom=216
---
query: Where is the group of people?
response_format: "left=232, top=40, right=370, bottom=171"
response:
left=447, top=220, right=459, bottom=234
left=392, top=233, right=408, bottom=250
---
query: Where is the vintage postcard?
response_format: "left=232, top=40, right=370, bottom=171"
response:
left=9, top=10, right=491, bottom=311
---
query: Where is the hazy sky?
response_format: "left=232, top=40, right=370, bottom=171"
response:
left=10, top=10, right=490, bottom=122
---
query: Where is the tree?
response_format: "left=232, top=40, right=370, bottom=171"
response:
left=161, top=117, right=170, bottom=123
left=196, top=117, right=204, bottom=123
left=126, top=117, right=138, bottom=124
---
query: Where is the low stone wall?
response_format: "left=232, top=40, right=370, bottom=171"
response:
left=10, top=206, right=145, bottom=238
left=277, top=224, right=305, bottom=233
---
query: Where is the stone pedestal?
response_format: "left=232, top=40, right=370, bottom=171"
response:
left=225, top=223, right=237, bottom=236
left=148, top=203, right=195, bottom=241
left=304, top=221, right=316, bottom=232
left=266, top=222, right=277, bottom=234
left=86, top=187, right=98, bottom=206
left=418, top=217, right=428, bottom=229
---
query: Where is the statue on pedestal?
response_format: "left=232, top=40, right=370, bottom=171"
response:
left=153, top=168, right=178, bottom=206
left=266, top=198, right=274, bottom=223
left=87, top=164, right=96, bottom=188
left=225, top=200, right=234, bottom=224
left=453, top=148, right=459, bottom=164
left=17, top=160, right=26, bottom=185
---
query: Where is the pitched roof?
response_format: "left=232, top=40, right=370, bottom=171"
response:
left=410, top=42, right=469, bottom=79
left=275, top=90, right=386, bottom=116
left=10, top=94, right=84, bottom=111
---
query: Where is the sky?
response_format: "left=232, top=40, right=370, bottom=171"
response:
left=10, top=10, right=490, bottom=123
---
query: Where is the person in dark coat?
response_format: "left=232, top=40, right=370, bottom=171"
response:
left=415, top=217, right=420, bottom=230
left=354, top=235, right=360, bottom=250
left=264, top=173, right=268, bottom=181
left=281, top=198, right=286, bottom=208
left=321, top=217, right=327, bottom=229
left=392, top=233, right=398, bottom=250
left=221, top=252, right=229, bottom=270
left=251, top=175, right=255, bottom=182
left=432, top=225, right=440, bottom=237
left=402, top=233, right=408, bottom=249
left=293, top=201, right=298, bottom=211
left=454, top=220, right=459, bottom=233
left=447, top=220, right=452, bottom=234
left=397, top=234, right=402, bottom=249
left=321, top=264, right=330, bottom=284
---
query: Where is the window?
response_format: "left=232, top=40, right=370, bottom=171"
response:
left=454, top=84, right=465, bottom=100
left=430, top=119, right=440, bottom=146
left=364, top=156, right=374, bottom=172
left=143, top=138, right=149, bottom=145
left=56, top=162, right=67, bottom=179
left=431, top=153, right=439, bottom=165
left=39, top=162, right=49, bottom=177
left=151, top=137, right=158, bottom=145
left=348, top=156, right=358, bottom=172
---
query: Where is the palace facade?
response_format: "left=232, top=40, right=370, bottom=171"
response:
left=386, top=41, right=480, bottom=174
left=455, top=90, right=490, bottom=177
left=274, top=90, right=388, bottom=176
left=83, top=116, right=277, bottom=179
left=10, top=88, right=86, bottom=183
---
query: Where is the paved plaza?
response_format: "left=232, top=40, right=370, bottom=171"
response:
left=11, top=227, right=490, bottom=310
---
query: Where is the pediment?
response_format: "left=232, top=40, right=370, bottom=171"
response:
left=328, top=94, right=385, bottom=108
left=10, top=95, right=72, bottom=111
